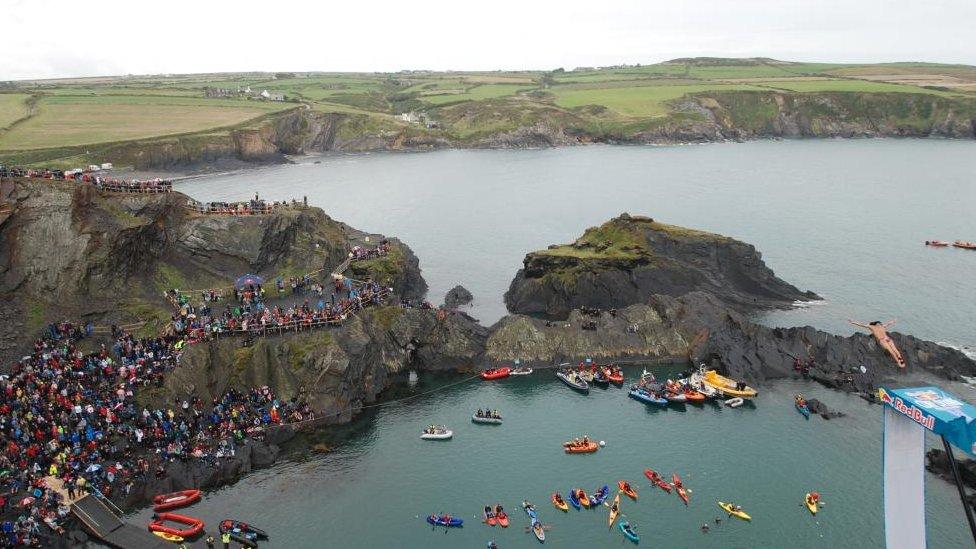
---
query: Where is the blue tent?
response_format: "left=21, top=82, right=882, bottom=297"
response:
left=235, top=274, right=264, bottom=288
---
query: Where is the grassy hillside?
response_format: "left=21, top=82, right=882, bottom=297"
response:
left=2, top=58, right=975, bottom=165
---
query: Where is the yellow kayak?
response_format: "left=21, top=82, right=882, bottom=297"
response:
left=805, top=494, right=818, bottom=515
left=608, top=492, right=621, bottom=527
left=153, top=532, right=184, bottom=543
left=703, top=371, right=758, bottom=398
left=718, top=501, right=752, bottom=521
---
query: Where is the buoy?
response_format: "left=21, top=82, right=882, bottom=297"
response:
left=599, top=440, right=606, bottom=447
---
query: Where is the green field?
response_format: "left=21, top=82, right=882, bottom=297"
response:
left=551, top=83, right=764, bottom=117
left=0, top=95, right=290, bottom=149
left=0, top=94, right=31, bottom=129
left=3, top=58, right=976, bottom=161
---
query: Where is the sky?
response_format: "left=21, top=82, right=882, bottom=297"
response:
left=3, top=0, right=975, bottom=80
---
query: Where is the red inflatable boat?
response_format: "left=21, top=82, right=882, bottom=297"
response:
left=149, top=512, right=205, bottom=538
left=152, top=489, right=201, bottom=512
left=480, top=367, right=512, bottom=380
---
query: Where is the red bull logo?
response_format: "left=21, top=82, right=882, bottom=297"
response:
left=878, top=388, right=893, bottom=405
left=887, top=395, right=936, bottom=430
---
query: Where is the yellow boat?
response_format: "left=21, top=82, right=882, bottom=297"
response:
left=608, top=492, right=621, bottom=527
left=153, top=531, right=184, bottom=543
left=703, top=370, right=758, bottom=398
left=718, top=501, right=752, bottom=521
left=805, top=493, right=818, bottom=515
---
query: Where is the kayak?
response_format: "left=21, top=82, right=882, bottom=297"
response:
left=703, top=370, right=758, bottom=398
left=551, top=493, right=569, bottom=512
left=495, top=506, right=509, bottom=528
left=619, top=521, right=639, bottom=543
left=607, top=492, right=621, bottom=527
left=472, top=413, right=503, bottom=425
left=644, top=468, right=672, bottom=493
left=152, top=489, right=201, bottom=512
left=590, top=485, right=610, bottom=506
left=805, top=494, right=819, bottom=515
left=556, top=371, right=589, bottom=393
left=926, top=240, right=950, bottom=247
left=718, top=501, right=751, bottom=521
left=577, top=490, right=591, bottom=508
left=796, top=402, right=811, bottom=419
left=421, top=426, right=453, bottom=440
left=564, top=441, right=599, bottom=454
left=672, top=473, right=689, bottom=505
left=568, top=490, right=581, bottom=510
left=427, top=515, right=463, bottom=527
left=481, top=367, right=512, bottom=380
left=484, top=506, right=497, bottom=526
left=531, top=519, right=545, bottom=543
left=153, top=532, right=184, bottom=543
left=522, top=501, right=538, bottom=521
left=628, top=387, right=668, bottom=406
left=510, top=366, right=534, bottom=376
left=617, top=480, right=637, bottom=500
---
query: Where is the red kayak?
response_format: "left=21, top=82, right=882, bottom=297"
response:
left=643, top=468, right=672, bottom=493
left=672, top=473, right=689, bottom=505
left=481, top=367, right=512, bottom=380
left=495, top=505, right=509, bottom=528
left=149, top=512, right=205, bottom=538
left=152, top=489, right=201, bottom=512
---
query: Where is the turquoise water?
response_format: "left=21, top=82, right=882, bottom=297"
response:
left=163, top=140, right=976, bottom=547
left=132, top=370, right=972, bottom=547
left=177, top=140, right=976, bottom=354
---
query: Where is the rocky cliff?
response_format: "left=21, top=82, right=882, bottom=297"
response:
left=0, top=178, right=425, bottom=362
left=504, top=213, right=817, bottom=319
left=489, top=292, right=976, bottom=392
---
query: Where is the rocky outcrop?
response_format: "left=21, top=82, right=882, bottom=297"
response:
left=152, top=307, right=486, bottom=419
left=0, top=179, right=425, bottom=363
left=505, top=213, right=817, bottom=319
left=444, top=284, right=473, bottom=308
left=489, top=291, right=976, bottom=391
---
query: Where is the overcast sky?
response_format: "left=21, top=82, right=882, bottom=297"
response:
left=3, top=0, right=974, bottom=80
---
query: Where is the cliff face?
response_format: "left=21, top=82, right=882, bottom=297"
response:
left=153, top=307, right=486, bottom=420
left=504, top=213, right=817, bottom=319
left=0, top=179, right=425, bottom=362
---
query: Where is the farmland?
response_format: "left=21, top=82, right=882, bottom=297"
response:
left=2, top=58, right=975, bottom=166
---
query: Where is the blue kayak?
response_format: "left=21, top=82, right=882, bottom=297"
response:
left=590, top=485, right=610, bottom=506
left=629, top=386, right=668, bottom=406
left=568, top=490, right=579, bottom=511
left=619, top=521, right=639, bottom=543
left=427, top=515, right=463, bottom=527
left=796, top=402, right=811, bottom=419
left=568, top=490, right=581, bottom=510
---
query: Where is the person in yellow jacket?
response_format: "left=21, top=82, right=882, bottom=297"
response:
left=48, top=463, right=57, bottom=476
left=221, top=531, right=231, bottom=548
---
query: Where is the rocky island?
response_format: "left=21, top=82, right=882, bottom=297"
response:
left=504, top=213, right=818, bottom=319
